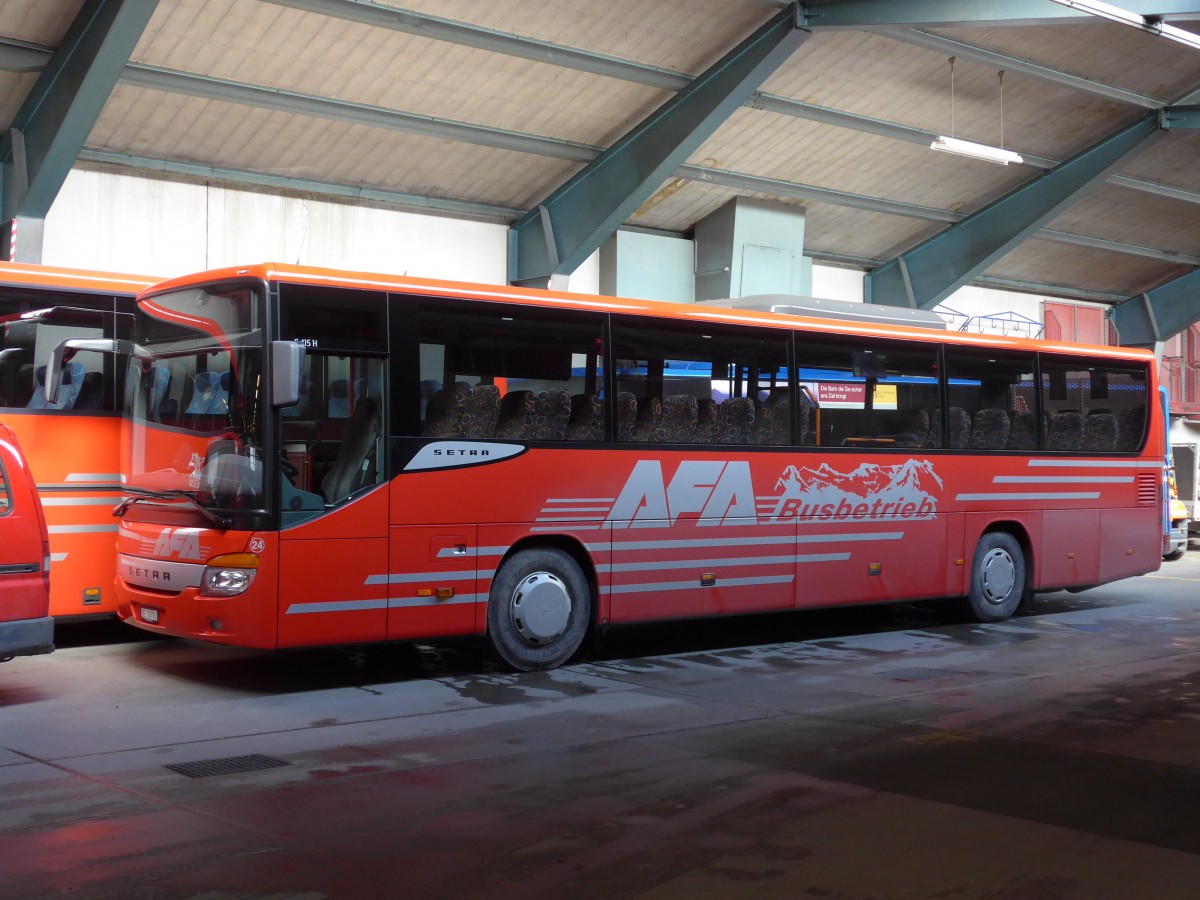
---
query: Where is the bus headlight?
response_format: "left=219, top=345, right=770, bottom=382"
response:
left=201, top=553, right=258, bottom=597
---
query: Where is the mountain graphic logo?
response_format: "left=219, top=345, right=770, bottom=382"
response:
left=767, top=458, right=943, bottom=523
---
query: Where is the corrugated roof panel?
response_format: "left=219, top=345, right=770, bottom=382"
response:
left=390, top=0, right=768, bottom=73
left=133, top=0, right=672, bottom=149
left=91, top=86, right=577, bottom=210
left=1118, top=129, right=1200, bottom=195
left=1045, top=184, right=1200, bottom=258
left=938, top=21, right=1200, bottom=104
left=986, top=238, right=1193, bottom=297
left=761, top=28, right=1154, bottom=164
left=806, top=207, right=944, bottom=263
left=6, top=0, right=1199, bottom=304
left=691, top=111, right=1026, bottom=215
left=0, top=0, right=78, bottom=44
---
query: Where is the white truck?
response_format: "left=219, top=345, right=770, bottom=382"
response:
left=1173, top=442, right=1199, bottom=536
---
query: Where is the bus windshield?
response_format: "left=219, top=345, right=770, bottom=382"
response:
left=124, top=284, right=267, bottom=521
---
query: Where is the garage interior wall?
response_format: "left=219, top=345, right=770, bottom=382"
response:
left=46, top=166, right=1083, bottom=335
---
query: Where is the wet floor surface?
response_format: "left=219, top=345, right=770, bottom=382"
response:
left=4, top=553, right=1200, bottom=899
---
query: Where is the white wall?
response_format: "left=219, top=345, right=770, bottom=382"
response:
left=43, top=167, right=1083, bottom=330
left=44, top=168, right=511, bottom=284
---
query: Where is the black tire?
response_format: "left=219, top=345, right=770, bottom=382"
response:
left=1164, top=547, right=1186, bottom=562
left=487, top=547, right=591, bottom=671
left=968, top=531, right=1026, bottom=623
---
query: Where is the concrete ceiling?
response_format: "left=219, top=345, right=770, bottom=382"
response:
left=3, top=0, right=1200, bottom=315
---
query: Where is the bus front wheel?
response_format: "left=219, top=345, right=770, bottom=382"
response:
left=487, top=547, right=591, bottom=671
left=967, top=532, right=1026, bottom=623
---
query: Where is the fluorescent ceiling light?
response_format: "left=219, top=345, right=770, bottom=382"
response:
left=930, top=135, right=1024, bottom=166
left=1049, top=0, right=1200, bottom=51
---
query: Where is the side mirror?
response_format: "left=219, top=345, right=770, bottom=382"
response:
left=44, top=338, right=126, bottom=404
left=270, top=341, right=305, bottom=408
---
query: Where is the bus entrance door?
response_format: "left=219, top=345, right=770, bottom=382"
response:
left=277, top=488, right=389, bottom=647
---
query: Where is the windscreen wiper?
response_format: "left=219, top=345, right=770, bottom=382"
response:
left=114, top=489, right=232, bottom=530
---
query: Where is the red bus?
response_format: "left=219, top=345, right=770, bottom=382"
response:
left=0, top=422, right=53, bottom=660
left=0, top=262, right=157, bottom=618
left=107, top=263, right=1164, bottom=669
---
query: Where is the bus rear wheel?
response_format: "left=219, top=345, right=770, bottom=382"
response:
left=968, top=531, right=1026, bottom=623
left=487, top=547, right=591, bottom=671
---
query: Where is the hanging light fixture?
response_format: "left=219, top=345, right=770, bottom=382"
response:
left=929, top=57, right=1024, bottom=166
left=1048, top=0, right=1200, bottom=50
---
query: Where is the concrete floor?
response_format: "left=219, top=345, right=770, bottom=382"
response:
left=3, top=548, right=1200, bottom=899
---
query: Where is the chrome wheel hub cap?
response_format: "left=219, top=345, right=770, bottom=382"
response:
left=511, top=572, right=571, bottom=644
left=980, top=548, right=1016, bottom=605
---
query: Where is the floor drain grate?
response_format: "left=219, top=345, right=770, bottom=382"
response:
left=165, top=753, right=292, bottom=779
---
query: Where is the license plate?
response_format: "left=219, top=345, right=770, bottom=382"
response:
left=141, top=607, right=160, bottom=624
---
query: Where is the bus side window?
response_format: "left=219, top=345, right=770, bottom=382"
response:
left=414, top=300, right=603, bottom=442
left=611, top=317, right=788, bottom=446
left=944, top=349, right=1036, bottom=451
left=1040, top=359, right=1147, bottom=454
left=797, top=336, right=939, bottom=449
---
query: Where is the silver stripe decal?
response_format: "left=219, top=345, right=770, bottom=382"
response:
left=286, top=599, right=387, bottom=614
left=66, top=473, right=123, bottom=481
left=535, top=515, right=608, bottom=522
left=607, top=575, right=795, bottom=595
left=1026, top=459, right=1159, bottom=468
left=435, top=546, right=509, bottom=559
left=387, top=594, right=482, bottom=609
left=611, top=553, right=848, bottom=573
left=285, top=594, right=486, bottom=614
left=38, top=483, right=124, bottom=492
left=38, top=497, right=122, bottom=506
left=364, top=572, right=474, bottom=586
left=606, top=532, right=902, bottom=553
left=48, top=524, right=119, bottom=534
left=363, top=569, right=496, bottom=586
left=532, top=524, right=606, bottom=532
left=955, top=492, right=1100, bottom=501
left=50, top=553, right=68, bottom=562
left=796, top=531, right=904, bottom=543
left=993, top=476, right=1132, bottom=484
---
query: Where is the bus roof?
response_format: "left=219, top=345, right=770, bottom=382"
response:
left=0, top=260, right=159, bottom=295
left=141, top=261, right=1152, bottom=363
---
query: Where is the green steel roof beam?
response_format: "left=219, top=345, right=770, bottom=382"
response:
left=507, top=3, right=811, bottom=285
left=865, top=112, right=1162, bottom=309
left=1107, top=105, right=1200, bottom=346
left=0, top=37, right=50, bottom=74
left=797, top=0, right=1200, bottom=28
left=5, top=29, right=1199, bottom=208
left=0, top=0, right=158, bottom=255
left=878, top=29, right=1163, bottom=108
left=261, top=0, right=691, bottom=92
left=1109, top=268, right=1200, bottom=346
left=117, top=65, right=597, bottom=162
